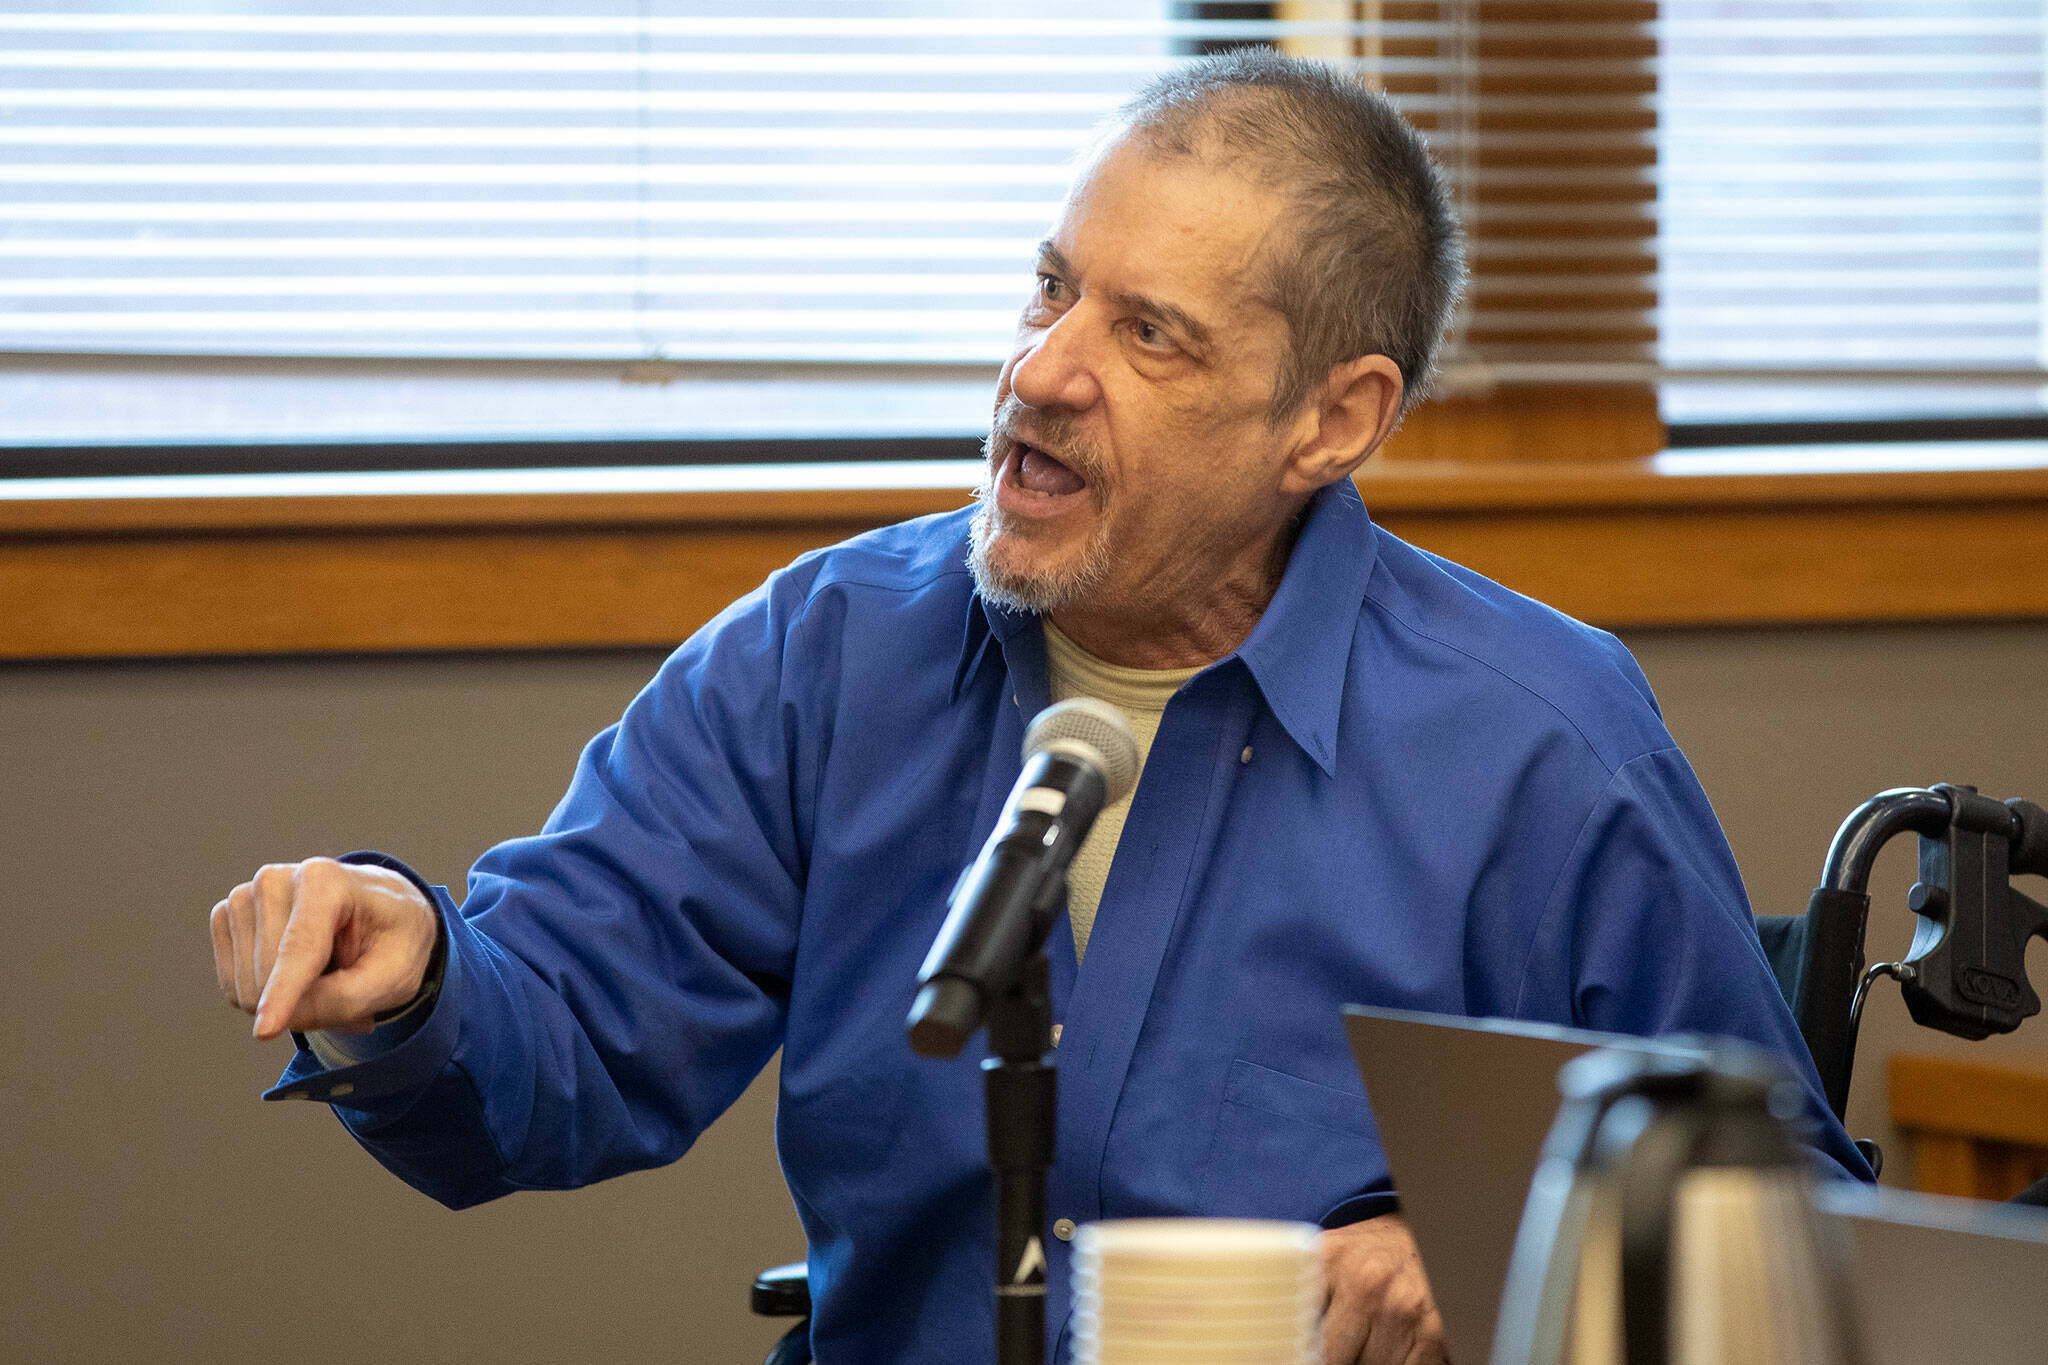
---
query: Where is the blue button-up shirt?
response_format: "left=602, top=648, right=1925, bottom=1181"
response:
left=271, top=478, right=1867, bottom=1363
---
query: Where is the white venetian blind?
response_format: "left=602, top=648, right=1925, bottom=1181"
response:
left=1658, top=0, right=2048, bottom=410
left=0, top=2, right=1657, bottom=392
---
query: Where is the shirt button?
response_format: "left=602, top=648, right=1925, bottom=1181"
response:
left=1050, top=1024, right=1063, bottom=1047
left=1053, top=1218, right=1077, bottom=1242
left=1240, top=746, right=1254, bottom=764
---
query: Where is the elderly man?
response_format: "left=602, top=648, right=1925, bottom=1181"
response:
left=210, top=51, right=1867, bottom=1365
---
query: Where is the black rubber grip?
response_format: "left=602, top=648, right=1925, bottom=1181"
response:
left=2010, top=799, right=2048, bottom=878
left=1798, top=886, right=1871, bottom=1120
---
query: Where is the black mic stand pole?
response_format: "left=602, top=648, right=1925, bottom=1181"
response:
left=984, top=948, right=1056, bottom=1365
left=912, top=717, right=1137, bottom=1363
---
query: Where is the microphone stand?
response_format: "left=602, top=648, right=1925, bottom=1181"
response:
left=910, top=757, right=1115, bottom=1365
left=908, top=865, right=1065, bottom=1365
left=909, top=698, right=1139, bottom=1363
left=984, top=950, right=1056, bottom=1365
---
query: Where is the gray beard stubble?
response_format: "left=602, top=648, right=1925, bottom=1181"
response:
left=967, top=406, right=1114, bottom=615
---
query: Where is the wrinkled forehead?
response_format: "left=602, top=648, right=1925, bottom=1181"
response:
left=1056, top=126, right=1295, bottom=318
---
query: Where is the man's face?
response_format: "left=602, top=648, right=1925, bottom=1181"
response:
left=969, top=132, right=1310, bottom=628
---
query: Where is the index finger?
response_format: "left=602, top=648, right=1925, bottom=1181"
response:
left=253, top=890, right=340, bottom=1040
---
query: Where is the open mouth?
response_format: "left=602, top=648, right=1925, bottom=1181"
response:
left=1009, top=440, right=1088, bottom=498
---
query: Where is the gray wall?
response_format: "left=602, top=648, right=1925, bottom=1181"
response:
left=6, top=621, right=2047, bottom=1362
left=3, top=650, right=799, bottom=1364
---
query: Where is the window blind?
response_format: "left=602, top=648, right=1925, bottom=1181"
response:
left=1658, top=0, right=2047, bottom=413
left=0, top=1, right=1658, bottom=394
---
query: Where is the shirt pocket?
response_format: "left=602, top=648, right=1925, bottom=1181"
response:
left=1197, top=1058, right=1381, bottom=1221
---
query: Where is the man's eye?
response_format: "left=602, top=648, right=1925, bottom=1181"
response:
left=1038, top=275, right=1065, bottom=302
left=1135, top=321, right=1169, bottom=348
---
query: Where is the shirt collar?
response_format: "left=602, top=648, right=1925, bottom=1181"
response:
left=953, top=478, right=1378, bottom=775
left=953, top=566, right=1048, bottom=714
left=1232, top=478, right=1376, bottom=777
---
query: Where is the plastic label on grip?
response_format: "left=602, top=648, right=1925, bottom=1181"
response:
left=1018, top=788, right=1067, bottom=818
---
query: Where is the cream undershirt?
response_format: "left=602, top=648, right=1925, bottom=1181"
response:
left=1042, top=622, right=1202, bottom=961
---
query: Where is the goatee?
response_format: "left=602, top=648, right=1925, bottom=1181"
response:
left=967, top=400, right=1113, bottom=615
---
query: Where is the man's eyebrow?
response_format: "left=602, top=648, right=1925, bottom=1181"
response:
left=1034, top=240, right=1215, bottom=355
left=1109, top=288, right=1214, bottom=355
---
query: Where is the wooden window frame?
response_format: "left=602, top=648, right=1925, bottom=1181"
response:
left=9, top=390, right=2048, bottom=660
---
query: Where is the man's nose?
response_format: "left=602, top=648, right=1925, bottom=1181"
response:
left=1008, top=309, right=1103, bottom=413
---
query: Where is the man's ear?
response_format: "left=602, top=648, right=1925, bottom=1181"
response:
left=1279, top=354, right=1405, bottom=496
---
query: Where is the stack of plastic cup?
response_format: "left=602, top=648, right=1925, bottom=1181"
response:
left=1073, top=1218, right=1323, bottom=1364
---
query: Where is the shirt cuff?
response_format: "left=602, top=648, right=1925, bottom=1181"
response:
left=1321, top=1189, right=1401, bottom=1228
left=264, top=852, right=465, bottom=1111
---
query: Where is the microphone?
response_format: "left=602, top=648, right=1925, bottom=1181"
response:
left=907, top=697, right=1141, bottom=1058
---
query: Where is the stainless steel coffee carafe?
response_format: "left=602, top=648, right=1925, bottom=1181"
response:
left=1491, top=1045, right=1860, bottom=1365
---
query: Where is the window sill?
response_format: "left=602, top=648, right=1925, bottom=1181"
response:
left=7, top=446, right=2048, bottom=660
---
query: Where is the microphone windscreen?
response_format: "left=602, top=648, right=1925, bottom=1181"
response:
left=1023, top=697, right=1141, bottom=804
